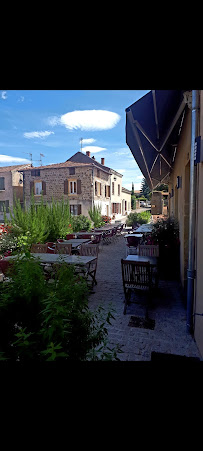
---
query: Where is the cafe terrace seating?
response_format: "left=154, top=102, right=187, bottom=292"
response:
left=138, top=244, right=159, bottom=257
left=125, top=235, right=140, bottom=256
left=137, top=244, right=160, bottom=288
left=79, top=243, right=99, bottom=288
left=31, top=243, right=48, bottom=253
left=54, top=243, right=72, bottom=255
left=121, top=259, right=154, bottom=315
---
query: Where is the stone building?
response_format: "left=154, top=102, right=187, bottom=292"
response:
left=0, top=164, right=31, bottom=222
left=22, top=151, right=131, bottom=219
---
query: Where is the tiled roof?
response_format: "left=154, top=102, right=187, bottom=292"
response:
left=22, top=161, right=91, bottom=171
left=0, top=164, right=31, bottom=173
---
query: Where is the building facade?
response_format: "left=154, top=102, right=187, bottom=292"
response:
left=0, top=164, right=31, bottom=222
left=22, top=152, right=131, bottom=220
left=125, top=89, right=203, bottom=358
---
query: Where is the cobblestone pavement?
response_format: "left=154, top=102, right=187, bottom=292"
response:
left=88, top=233, right=202, bottom=361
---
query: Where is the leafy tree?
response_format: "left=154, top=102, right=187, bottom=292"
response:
left=141, top=177, right=151, bottom=199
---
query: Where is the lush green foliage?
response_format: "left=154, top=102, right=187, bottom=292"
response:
left=0, top=255, right=121, bottom=361
left=140, top=177, right=151, bottom=199
left=88, top=205, right=105, bottom=228
left=5, top=195, right=73, bottom=246
left=71, top=215, right=92, bottom=233
left=151, top=217, right=179, bottom=246
left=126, top=210, right=151, bottom=227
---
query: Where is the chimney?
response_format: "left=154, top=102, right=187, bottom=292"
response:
left=101, top=158, right=105, bottom=165
left=86, top=151, right=91, bottom=157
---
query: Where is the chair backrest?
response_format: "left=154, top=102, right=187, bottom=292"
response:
left=46, top=242, right=55, bottom=254
left=121, top=259, right=152, bottom=290
left=91, top=234, right=102, bottom=244
left=54, top=243, right=72, bottom=254
left=138, top=244, right=159, bottom=257
left=65, top=234, right=76, bottom=240
left=31, top=243, right=48, bottom=253
left=79, top=243, right=99, bottom=257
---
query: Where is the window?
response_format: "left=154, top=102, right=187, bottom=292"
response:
left=112, top=182, right=114, bottom=195
left=69, top=167, right=75, bottom=175
left=70, top=181, right=77, bottom=194
left=31, top=169, right=40, bottom=177
left=35, top=181, right=42, bottom=195
left=97, top=169, right=100, bottom=178
left=0, top=177, right=5, bottom=190
left=105, top=185, right=110, bottom=197
left=0, top=200, right=9, bottom=212
left=70, top=205, right=81, bottom=215
left=112, top=203, right=121, bottom=214
left=95, top=181, right=101, bottom=196
left=118, top=184, right=120, bottom=195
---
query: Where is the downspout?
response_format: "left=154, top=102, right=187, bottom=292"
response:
left=186, top=90, right=200, bottom=333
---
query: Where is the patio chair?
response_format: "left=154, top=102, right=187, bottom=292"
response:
left=125, top=235, right=140, bottom=256
left=79, top=244, right=99, bottom=288
left=54, top=243, right=72, bottom=254
left=46, top=242, right=55, bottom=254
left=137, top=245, right=160, bottom=288
left=121, top=258, right=154, bottom=315
left=30, top=243, right=48, bottom=253
left=138, top=245, right=159, bottom=257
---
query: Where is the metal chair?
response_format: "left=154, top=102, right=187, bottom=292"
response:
left=79, top=244, right=99, bottom=288
left=54, top=243, right=72, bottom=254
left=121, top=258, right=154, bottom=315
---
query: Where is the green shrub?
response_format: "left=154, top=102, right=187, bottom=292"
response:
left=126, top=210, right=151, bottom=227
left=88, top=205, right=105, bottom=228
left=71, top=215, right=92, bottom=233
left=0, top=255, right=122, bottom=361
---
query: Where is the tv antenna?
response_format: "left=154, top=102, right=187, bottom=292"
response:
left=80, top=138, right=83, bottom=152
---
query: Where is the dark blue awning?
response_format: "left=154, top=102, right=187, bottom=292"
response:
left=125, top=90, right=188, bottom=190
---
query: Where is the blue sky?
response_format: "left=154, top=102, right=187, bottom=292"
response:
left=0, top=90, right=150, bottom=190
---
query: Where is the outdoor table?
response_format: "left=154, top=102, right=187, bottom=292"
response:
left=124, top=233, right=143, bottom=239
left=134, top=223, right=154, bottom=234
left=62, top=239, right=91, bottom=248
left=125, top=254, right=158, bottom=267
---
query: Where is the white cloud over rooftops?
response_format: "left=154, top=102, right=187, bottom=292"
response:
left=82, top=146, right=107, bottom=153
left=47, top=110, right=121, bottom=131
left=23, top=131, right=54, bottom=139
left=0, top=155, right=30, bottom=164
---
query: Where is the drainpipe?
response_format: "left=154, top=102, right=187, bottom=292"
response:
left=186, top=90, right=200, bottom=333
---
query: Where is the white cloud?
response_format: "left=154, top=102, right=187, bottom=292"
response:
left=0, top=155, right=30, bottom=164
left=82, top=138, right=96, bottom=144
left=82, top=146, right=107, bottom=153
left=47, top=110, right=121, bottom=131
left=1, top=91, right=7, bottom=100
left=23, top=131, right=54, bottom=139
left=18, top=96, right=24, bottom=102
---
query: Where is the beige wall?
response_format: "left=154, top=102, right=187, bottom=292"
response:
left=194, top=91, right=203, bottom=354
left=168, top=108, right=191, bottom=288
left=121, top=190, right=131, bottom=215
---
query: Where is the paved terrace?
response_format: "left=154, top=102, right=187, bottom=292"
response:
left=88, top=230, right=201, bottom=361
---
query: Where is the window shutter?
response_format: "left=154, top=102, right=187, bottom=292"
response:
left=77, top=204, right=81, bottom=215
left=64, top=180, right=68, bottom=194
left=42, top=181, right=46, bottom=195
left=30, top=181, right=34, bottom=194
left=77, top=179, right=81, bottom=194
